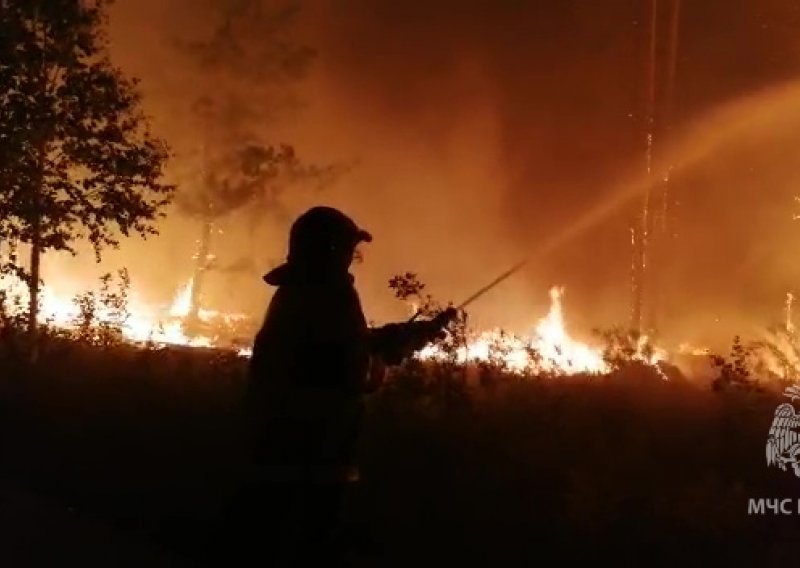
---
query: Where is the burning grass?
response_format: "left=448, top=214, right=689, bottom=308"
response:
left=0, top=267, right=667, bottom=376
left=0, top=269, right=258, bottom=354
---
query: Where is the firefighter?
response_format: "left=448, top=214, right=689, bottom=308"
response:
left=239, top=206, right=456, bottom=566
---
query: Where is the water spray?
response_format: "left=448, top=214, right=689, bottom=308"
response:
left=412, top=76, right=800, bottom=324
left=408, top=258, right=529, bottom=322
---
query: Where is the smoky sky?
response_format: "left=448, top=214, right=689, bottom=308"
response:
left=89, top=0, right=800, bottom=346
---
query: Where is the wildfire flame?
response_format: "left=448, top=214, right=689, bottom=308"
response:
left=418, top=286, right=665, bottom=375
left=169, top=278, right=194, bottom=319
left=0, top=273, right=224, bottom=349
left=0, top=272, right=665, bottom=374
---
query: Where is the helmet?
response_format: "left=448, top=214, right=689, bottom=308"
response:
left=288, top=206, right=372, bottom=263
left=264, top=206, right=372, bottom=285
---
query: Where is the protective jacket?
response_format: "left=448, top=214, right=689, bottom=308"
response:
left=246, top=264, right=441, bottom=480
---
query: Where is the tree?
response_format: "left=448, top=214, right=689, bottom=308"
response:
left=169, top=0, right=341, bottom=329
left=0, top=0, right=173, bottom=340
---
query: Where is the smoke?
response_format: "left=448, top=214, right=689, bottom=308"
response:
left=42, top=0, right=800, bottom=346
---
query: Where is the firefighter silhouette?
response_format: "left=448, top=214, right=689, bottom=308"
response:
left=237, top=206, right=456, bottom=565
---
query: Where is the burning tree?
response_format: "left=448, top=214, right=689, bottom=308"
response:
left=0, top=0, right=173, bottom=343
left=170, top=0, right=341, bottom=331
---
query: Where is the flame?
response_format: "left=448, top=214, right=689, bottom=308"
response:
left=419, top=286, right=665, bottom=375
left=0, top=273, right=229, bottom=349
left=677, top=342, right=710, bottom=356
left=532, top=286, right=608, bottom=373
left=0, top=270, right=666, bottom=375
left=169, top=278, right=194, bottom=319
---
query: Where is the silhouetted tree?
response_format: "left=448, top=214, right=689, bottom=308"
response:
left=0, top=0, right=173, bottom=343
left=172, top=0, right=342, bottom=328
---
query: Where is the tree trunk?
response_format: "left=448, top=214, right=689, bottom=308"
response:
left=28, top=134, right=45, bottom=346
left=27, top=196, right=42, bottom=363
left=28, top=235, right=41, bottom=335
left=186, top=217, right=213, bottom=334
left=28, top=5, right=45, bottom=360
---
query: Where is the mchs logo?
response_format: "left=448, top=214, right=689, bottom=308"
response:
left=746, top=387, right=800, bottom=515
left=766, top=385, right=800, bottom=477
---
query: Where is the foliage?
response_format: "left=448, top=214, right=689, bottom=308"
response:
left=173, top=142, right=343, bottom=222
left=384, top=271, right=473, bottom=400
left=171, top=0, right=341, bottom=224
left=594, top=326, right=656, bottom=372
left=0, top=0, right=173, bottom=256
left=0, top=268, right=134, bottom=357
left=388, top=272, right=428, bottom=304
left=388, top=271, right=453, bottom=321
left=709, top=335, right=762, bottom=392
left=168, top=0, right=344, bottom=324
left=748, top=326, right=800, bottom=383
left=176, top=0, right=316, bottom=129
left=475, top=329, right=541, bottom=382
left=0, top=287, right=29, bottom=354
left=388, top=271, right=467, bottom=350
left=70, top=269, right=131, bottom=348
left=0, top=0, right=173, bottom=328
